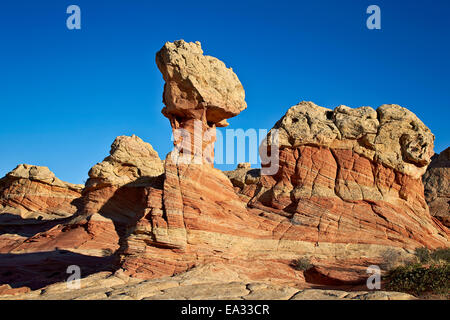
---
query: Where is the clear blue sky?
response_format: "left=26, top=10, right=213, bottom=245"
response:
left=1, top=0, right=449, bottom=184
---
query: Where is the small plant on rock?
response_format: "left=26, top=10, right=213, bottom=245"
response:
left=292, top=257, right=313, bottom=271
left=414, top=247, right=431, bottom=264
left=102, top=248, right=114, bottom=256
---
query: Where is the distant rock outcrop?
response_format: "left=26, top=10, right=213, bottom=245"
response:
left=423, top=147, right=450, bottom=227
left=87, top=135, right=164, bottom=188
left=0, top=164, right=82, bottom=221
left=0, top=136, right=164, bottom=262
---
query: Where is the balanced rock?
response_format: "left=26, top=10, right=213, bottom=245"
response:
left=156, top=40, right=246, bottom=127
left=156, top=40, right=247, bottom=165
left=423, top=147, right=450, bottom=227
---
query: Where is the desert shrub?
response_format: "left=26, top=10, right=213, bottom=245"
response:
left=414, top=247, right=431, bottom=264
left=384, top=247, right=450, bottom=297
left=292, top=257, right=313, bottom=271
left=414, top=247, right=450, bottom=264
left=429, top=247, right=450, bottom=264
left=380, top=248, right=406, bottom=270
left=384, top=263, right=449, bottom=296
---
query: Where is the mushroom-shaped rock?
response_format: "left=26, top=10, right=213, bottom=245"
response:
left=156, top=40, right=247, bottom=127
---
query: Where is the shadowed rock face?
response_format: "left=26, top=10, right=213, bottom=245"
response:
left=0, top=41, right=448, bottom=299
left=423, top=147, right=450, bottom=227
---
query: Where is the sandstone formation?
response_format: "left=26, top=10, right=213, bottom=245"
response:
left=119, top=44, right=448, bottom=284
left=0, top=135, right=165, bottom=257
left=235, top=101, right=448, bottom=250
left=156, top=40, right=247, bottom=165
left=0, top=164, right=83, bottom=221
left=156, top=40, right=246, bottom=127
left=0, top=40, right=448, bottom=300
left=87, top=135, right=164, bottom=188
left=423, top=147, right=450, bottom=227
left=264, top=102, right=434, bottom=179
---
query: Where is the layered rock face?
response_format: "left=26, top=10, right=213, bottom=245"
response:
left=80, top=134, right=164, bottom=224
left=0, top=164, right=83, bottom=221
left=0, top=136, right=165, bottom=290
left=0, top=136, right=164, bottom=256
left=233, top=102, right=448, bottom=250
left=423, top=147, right=450, bottom=227
left=73, top=135, right=165, bottom=256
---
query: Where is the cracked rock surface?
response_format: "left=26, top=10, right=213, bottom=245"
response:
left=0, top=264, right=416, bottom=300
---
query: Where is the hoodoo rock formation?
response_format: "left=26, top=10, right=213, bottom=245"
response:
left=423, top=147, right=450, bottom=227
left=156, top=40, right=246, bottom=128
left=156, top=40, right=247, bottom=164
left=0, top=40, right=448, bottom=299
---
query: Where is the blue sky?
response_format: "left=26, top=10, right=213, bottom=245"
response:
left=1, top=0, right=449, bottom=184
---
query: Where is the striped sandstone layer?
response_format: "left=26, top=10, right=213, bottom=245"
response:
left=0, top=164, right=83, bottom=221
left=228, top=102, right=448, bottom=250
left=0, top=135, right=164, bottom=257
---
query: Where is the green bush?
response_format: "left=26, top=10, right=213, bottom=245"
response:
left=429, top=248, right=450, bottom=264
left=414, top=247, right=431, bottom=264
left=383, top=247, right=450, bottom=297
left=384, top=263, right=449, bottom=296
left=414, top=247, right=450, bottom=264
left=292, top=257, right=313, bottom=271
